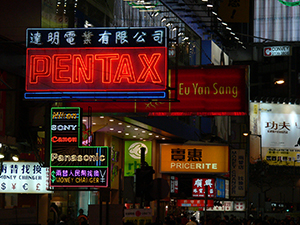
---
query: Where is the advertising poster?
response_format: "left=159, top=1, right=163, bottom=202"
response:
left=124, top=141, right=152, bottom=177
left=250, top=102, right=300, bottom=166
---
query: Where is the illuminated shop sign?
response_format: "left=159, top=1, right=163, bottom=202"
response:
left=215, top=178, right=226, bottom=198
left=25, top=27, right=168, bottom=99
left=177, top=199, right=214, bottom=207
left=67, top=65, right=248, bottom=116
left=263, top=46, right=291, bottom=57
left=160, top=144, right=229, bottom=173
left=250, top=102, right=300, bottom=166
left=192, top=178, right=215, bottom=198
left=50, top=107, right=109, bottom=188
left=0, top=162, right=52, bottom=194
left=124, top=141, right=152, bottom=177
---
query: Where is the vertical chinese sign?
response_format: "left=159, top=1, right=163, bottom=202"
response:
left=50, top=107, right=109, bottom=188
left=25, top=27, right=168, bottom=100
left=230, top=149, right=246, bottom=197
left=192, top=178, right=215, bottom=198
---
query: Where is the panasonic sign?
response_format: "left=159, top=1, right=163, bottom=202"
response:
left=263, top=46, right=291, bottom=57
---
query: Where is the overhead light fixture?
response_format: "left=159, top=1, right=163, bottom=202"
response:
left=161, top=17, right=167, bottom=22
left=212, top=11, right=217, bottom=15
left=12, top=155, right=19, bottom=162
left=274, top=79, right=285, bottom=85
left=0, top=153, right=4, bottom=159
left=166, top=22, right=172, bottom=26
left=207, top=4, right=213, bottom=7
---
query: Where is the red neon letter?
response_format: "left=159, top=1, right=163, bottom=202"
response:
left=30, top=55, right=51, bottom=84
left=72, top=54, right=94, bottom=84
left=52, top=54, right=71, bottom=83
left=113, top=54, right=136, bottom=83
left=137, top=53, right=162, bottom=83
left=95, top=54, right=119, bottom=83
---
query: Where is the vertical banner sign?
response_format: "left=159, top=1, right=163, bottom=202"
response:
left=215, top=178, right=226, bottom=198
left=170, top=176, right=178, bottom=194
left=124, top=141, right=152, bottom=177
left=230, top=149, right=246, bottom=197
left=50, top=107, right=109, bottom=187
left=192, top=178, right=215, bottom=198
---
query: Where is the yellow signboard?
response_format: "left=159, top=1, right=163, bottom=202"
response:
left=160, top=144, right=229, bottom=173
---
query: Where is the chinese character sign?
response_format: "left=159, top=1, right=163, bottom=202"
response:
left=230, top=149, right=245, bottom=197
left=0, top=162, right=52, bottom=194
left=25, top=27, right=168, bottom=100
left=160, top=144, right=229, bottom=173
left=192, top=178, right=215, bottom=198
left=27, top=27, right=167, bottom=48
left=261, top=112, right=300, bottom=148
left=50, top=107, right=109, bottom=188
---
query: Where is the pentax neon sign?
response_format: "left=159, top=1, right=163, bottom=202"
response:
left=26, top=47, right=167, bottom=92
left=25, top=27, right=168, bottom=99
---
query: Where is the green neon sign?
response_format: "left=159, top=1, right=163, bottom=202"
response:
left=278, top=0, right=300, bottom=6
left=50, top=107, right=109, bottom=169
left=50, top=107, right=110, bottom=188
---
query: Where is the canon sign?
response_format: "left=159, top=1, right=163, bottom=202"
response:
left=263, top=46, right=291, bottom=57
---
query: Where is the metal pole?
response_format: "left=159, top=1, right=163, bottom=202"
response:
left=99, top=189, right=102, bottom=225
left=204, top=185, right=208, bottom=222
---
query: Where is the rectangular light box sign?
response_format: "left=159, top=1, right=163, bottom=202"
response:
left=160, top=144, right=229, bottom=173
left=0, top=162, right=52, bottom=194
left=26, top=47, right=167, bottom=92
left=50, top=167, right=108, bottom=188
left=26, top=27, right=168, bottom=48
left=25, top=27, right=168, bottom=100
left=50, top=107, right=109, bottom=188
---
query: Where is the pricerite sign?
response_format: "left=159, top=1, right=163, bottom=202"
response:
left=0, top=162, right=52, bottom=194
left=263, top=46, right=291, bottom=57
left=160, top=144, right=229, bottom=173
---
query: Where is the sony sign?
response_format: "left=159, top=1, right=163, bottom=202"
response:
left=263, top=46, right=291, bottom=57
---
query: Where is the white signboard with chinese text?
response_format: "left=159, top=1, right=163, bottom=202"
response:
left=250, top=102, right=300, bottom=166
left=0, top=162, right=52, bottom=193
left=261, top=112, right=300, bottom=148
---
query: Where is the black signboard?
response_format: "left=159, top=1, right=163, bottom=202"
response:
left=50, top=107, right=109, bottom=188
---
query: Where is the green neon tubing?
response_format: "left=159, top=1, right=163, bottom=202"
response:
left=278, top=0, right=300, bottom=6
